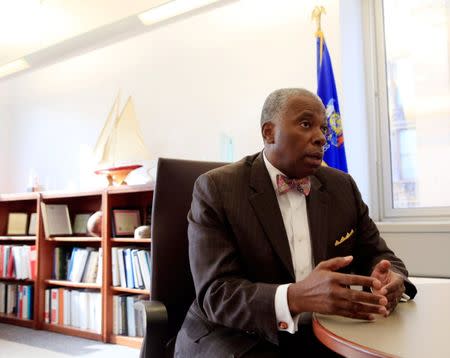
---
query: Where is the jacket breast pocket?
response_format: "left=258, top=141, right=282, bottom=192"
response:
left=332, top=228, right=355, bottom=255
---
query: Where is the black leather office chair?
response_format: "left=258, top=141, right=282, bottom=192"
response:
left=137, top=157, right=225, bottom=358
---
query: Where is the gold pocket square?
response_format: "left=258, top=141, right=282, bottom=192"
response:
left=335, top=229, right=354, bottom=246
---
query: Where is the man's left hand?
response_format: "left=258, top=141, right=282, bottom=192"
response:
left=370, top=260, right=405, bottom=316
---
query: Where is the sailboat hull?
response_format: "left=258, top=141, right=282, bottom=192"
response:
left=95, top=164, right=142, bottom=186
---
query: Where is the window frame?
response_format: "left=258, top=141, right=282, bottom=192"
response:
left=363, top=0, right=450, bottom=221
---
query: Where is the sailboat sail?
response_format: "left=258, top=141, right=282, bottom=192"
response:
left=93, top=92, right=120, bottom=164
left=94, top=94, right=150, bottom=169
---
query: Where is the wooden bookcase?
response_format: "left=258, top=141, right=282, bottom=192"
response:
left=0, top=184, right=153, bottom=349
left=0, top=192, right=40, bottom=329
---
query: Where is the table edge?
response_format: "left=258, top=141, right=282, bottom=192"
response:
left=312, top=314, right=399, bottom=358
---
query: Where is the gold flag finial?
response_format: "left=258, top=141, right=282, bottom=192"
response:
left=311, top=6, right=326, bottom=34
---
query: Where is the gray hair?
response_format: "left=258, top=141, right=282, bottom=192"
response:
left=260, top=88, right=320, bottom=128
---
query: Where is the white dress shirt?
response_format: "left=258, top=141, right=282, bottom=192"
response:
left=263, top=152, right=313, bottom=334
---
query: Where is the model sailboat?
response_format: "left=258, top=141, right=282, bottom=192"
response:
left=93, top=93, right=151, bottom=185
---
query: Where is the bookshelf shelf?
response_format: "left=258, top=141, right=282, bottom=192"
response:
left=0, top=185, right=153, bottom=349
left=42, top=322, right=102, bottom=341
left=46, top=236, right=101, bottom=242
left=107, top=184, right=155, bottom=195
left=0, top=313, right=34, bottom=328
left=110, top=238, right=151, bottom=243
left=45, top=280, right=101, bottom=289
left=111, top=286, right=150, bottom=295
left=0, top=278, right=34, bottom=284
left=109, top=334, right=143, bottom=349
left=0, top=235, right=36, bottom=241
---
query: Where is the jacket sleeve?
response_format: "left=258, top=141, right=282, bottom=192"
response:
left=349, top=175, right=417, bottom=299
left=188, top=172, right=280, bottom=345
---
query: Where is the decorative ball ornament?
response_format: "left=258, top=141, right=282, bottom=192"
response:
left=134, top=225, right=151, bottom=239
left=87, top=211, right=102, bottom=237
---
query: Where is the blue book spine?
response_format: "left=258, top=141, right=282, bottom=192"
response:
left=124, top=249, right=134, bottom=289
left=27, top=285, right=33, bottom=319
left=67, top=247, right=79, bottom=281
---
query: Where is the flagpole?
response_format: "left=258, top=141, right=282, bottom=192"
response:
left=312, top=6, right=326, bottom=64
left=312, top=5, right=348, bottom=172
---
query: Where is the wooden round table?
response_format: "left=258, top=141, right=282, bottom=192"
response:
left=313, top=282, right=450, bottom=357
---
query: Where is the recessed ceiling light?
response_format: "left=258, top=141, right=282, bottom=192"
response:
left=0, top=59, right=30, bottom=79
left=138, top=0, right=220, bottom=26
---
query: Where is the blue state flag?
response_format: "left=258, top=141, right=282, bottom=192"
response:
left=316, top=34, right=348, bottom=172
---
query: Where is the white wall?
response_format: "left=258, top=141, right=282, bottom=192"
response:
left=339, top=0, right=370, bottom=206
left=0, top=0, right=371, bottom=202
left=0, top=85, right=10, bottom=190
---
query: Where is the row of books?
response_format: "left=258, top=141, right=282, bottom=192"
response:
left=0, top=245, right=37, bottom=280
left=111, top=247, right=151, bottom=290
left=44, top=288, right=101, bottom=333
left=113, top=294, right=146, bottom=337
left=53, top=247, right=102, bottom=284
left=0, top=283, right=33, bottom=319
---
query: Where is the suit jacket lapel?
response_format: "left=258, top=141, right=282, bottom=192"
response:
left=307, top=175, right=329, bottom=266
left=248, top=153, right=295, bottom=280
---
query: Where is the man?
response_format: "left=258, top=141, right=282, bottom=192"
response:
left=175, top=88, right=417, bottom=357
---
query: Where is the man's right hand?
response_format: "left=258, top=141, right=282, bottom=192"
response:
left=287, top=256, right=388, bottom=320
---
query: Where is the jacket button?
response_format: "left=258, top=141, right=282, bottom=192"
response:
left=278, top=321, right=288, bottom=329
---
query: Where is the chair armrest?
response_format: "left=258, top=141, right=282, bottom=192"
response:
left=135, top=300, right=169, bottom=358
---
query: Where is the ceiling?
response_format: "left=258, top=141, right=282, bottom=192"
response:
left=0, top=0, right=171, bottom=67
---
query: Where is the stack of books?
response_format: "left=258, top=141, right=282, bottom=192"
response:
left=53, top=247, right=102, bottom=284
left=112, top=294, right=147, bottom=337
left=44, top=288, right=101, bottom=333
left=0, top=245, right=37, bottom=280
left=0, top=283, right=33, bottom=319
left=111, top=248, right=151, bottom=290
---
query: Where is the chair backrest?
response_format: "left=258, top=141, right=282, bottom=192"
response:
left=150, top=158, right=225, bottom=341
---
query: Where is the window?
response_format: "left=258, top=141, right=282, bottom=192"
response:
left=368, top=0, right=450, bottom=218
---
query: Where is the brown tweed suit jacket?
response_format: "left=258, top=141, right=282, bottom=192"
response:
left=175, top=152, right=416, bottom=357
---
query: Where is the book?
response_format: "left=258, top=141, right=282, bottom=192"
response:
left=126, top=295, right=137, bottom=337
left=28, top=213, right=37, bottom=235
left=0, top=282, right=5, bottom=313
left=79, top=291, right=89, bottom=330
left=132, top=249, right=144, bottom=289
left=119, top=295, right=127, bottom=335
left=6, top=284, right=17, bottom=314
left=112, top=295, right=120, bottom=335
left=41, top=203, right=72, bottom=237
left=17, top=285, right=23, bottom=318
left=138, top=250, right=151, bottom=290
left=44, top=289, right=50, bottom=323
left=96, top=248, right=103, bottom=285
left=0, top=246, right=3, bottom=277
left=111, top=247, right=119, bottom=286
left=117, top=248, right=127, bottom=288
left=82, top=250, right=99, bottom=283
left=124, top=248, right=135, bottom=289
left=131, top=249, right=142, bottom=289
left=63, top=289, right=71, bottom=326
left=72, top=213, right=92, bottom=235
left=11, top=246, right=23, bottom=279
left=90, top=292, right=102, bottom=334
left=6, top=248, right=15, bottom=278
left=29, top=245, right=37, bottom=280
left=70, top=290, right=80, bottom=328
left=50, top=288, right=58, bottom=324
left=69, top=248, right=93, bottom=283
left=58, top=288, right=64, bottom=325
left=7, top=212, right=28, bottom=235
left=24, top=285, right=33, bottom=320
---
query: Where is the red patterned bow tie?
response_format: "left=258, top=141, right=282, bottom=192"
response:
left=276, top=174, right=311, bottom=196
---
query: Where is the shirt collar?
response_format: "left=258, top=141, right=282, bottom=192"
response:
left=262, top=151, right=312, bottom=194
left=263, top=150, right=288, bottom=193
